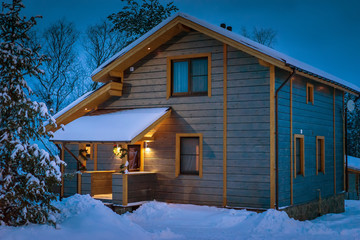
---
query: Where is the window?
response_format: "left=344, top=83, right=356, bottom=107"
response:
left=128, top=144, right=141, bottom=171
left=306, top=83, right=314, bottom=104
left=167, top=53, right=211, bottom=98
left=316, top=136, right=325, bottom=174
left=294, top=134, right=305, bottom=177
left=175, top=133, right=203, bottom=177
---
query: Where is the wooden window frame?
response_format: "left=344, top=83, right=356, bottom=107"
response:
left=175, top=133, right=203, bottom=178
left=316, top=136, right=325, bottom=175
left=167, top=53, right=211, bottom=99
left=294, top=134, right=305, bottom=178
left=306, top=83, right=314, bottom=104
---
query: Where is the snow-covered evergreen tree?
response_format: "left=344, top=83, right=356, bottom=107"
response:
left=0, top=0, right=63, bottom=226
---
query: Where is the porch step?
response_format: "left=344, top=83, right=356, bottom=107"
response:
left=107, top=201, right=147, bottom=215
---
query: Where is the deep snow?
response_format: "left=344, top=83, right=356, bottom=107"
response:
left=1, top=194, right=360, bottom=240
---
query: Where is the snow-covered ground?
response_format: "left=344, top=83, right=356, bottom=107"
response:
left=1, top=194, right=360, bottom=240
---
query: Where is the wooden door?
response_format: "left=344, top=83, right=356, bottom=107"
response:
left=128, top=145, right=141, bottom=171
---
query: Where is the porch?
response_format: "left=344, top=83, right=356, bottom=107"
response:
left=51, top=107, right=171, bottom=205
left=80, top=171, right=157, bottom=206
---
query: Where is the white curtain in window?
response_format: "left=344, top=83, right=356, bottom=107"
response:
left=173, top=61, right=188, bottom=93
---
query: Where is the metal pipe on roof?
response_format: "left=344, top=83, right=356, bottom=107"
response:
left=275, top=68, right=296, bottom=210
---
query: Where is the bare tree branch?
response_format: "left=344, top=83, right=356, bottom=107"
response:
left=83, top=19, right=127, bottom=90
left=241, top=26, right=277, bottom=48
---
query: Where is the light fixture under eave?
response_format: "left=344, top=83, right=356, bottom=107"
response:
left=147, top=47, right=151, bottom=50
left=144, top=141, right=151, bottom=152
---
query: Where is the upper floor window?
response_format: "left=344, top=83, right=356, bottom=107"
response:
left=167, top=53, right=211, bottom=99
left=306, top=83, right=314, bottom=104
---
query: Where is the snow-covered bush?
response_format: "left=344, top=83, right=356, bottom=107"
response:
left=0, top=0, right=64, bottom=226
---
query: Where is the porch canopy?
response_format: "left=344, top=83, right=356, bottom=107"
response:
left=51, top=107, right=171, bottom=143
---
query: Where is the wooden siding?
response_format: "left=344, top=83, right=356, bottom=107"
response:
left=99, top=31, right=271, bottom=208
left=96, top=144, right=122, bottom=170
left=276, top=68, right=344, bottom=207
left=63, top=144, right=78, bottom=197
left=226, top=46, right=271, bottom=209
left=101, top=31, right=225, bottom=206
left=112, top=173, right=156, bottom=205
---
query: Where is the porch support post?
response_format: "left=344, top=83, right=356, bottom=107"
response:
left=122, top=174, right=128, bottom=206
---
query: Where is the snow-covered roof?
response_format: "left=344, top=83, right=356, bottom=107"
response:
left=53, top=90, right=94, bottom=120
left=92, top=12, right=360, bottom=94
left=348, top=155, right=360, bottom=172
left=51, top=108, right=170, bottom=142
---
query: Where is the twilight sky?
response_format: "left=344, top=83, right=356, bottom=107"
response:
left=22, top=0, right=360, bottom=87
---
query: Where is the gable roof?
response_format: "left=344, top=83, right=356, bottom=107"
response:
left=46, top=81, right=123, bottom=132
left=91, top=12, right=360, bottom=95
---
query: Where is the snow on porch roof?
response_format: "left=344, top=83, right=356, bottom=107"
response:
left=51, top=107, right=171, bottom=142
left=91, top=12, right=360, bottom=94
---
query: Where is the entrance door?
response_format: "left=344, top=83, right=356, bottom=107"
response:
left=128, top=145, right=141, bottom=171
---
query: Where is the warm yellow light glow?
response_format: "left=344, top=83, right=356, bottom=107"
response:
left=85, top=145, right=91, bottom=155
left=147, top=47, right=151, bottom=50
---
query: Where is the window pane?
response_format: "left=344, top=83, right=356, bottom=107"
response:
left=296, top=138, right=301, bottom=175
left=317, top=139, right=322, bottom=172
left=191, top=58, right=208, bottom=92
left=180, top=137, right=199, bottom=174
left=128, top=145, right=140, bottom=171
left=173, top=61, right=188, bottom=93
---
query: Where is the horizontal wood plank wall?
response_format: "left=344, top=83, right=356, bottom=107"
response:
left=224, top=45, right=271, bottom=209
left=223, top=43, right=227, bottom=207
left=127, top=173, right=156, bottom=203
left=101, top=31, right=225, bottom=206
left=96, top=144, right=122, bottom=170
left=100, top=31, right=273, bottom=208
left=276, top=68, right=344, bottom=207
left=81, top=172, right=92, bottom=195
left=112, top=173, right=124, bottom=205
left=63, top=144, right=79, bottom=197
left=270, top=65, right=275, bottom=209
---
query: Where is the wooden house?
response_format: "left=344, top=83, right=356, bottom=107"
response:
left=49, top=13, right=360, bottom=220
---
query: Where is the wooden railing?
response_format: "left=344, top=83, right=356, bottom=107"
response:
left=112, top=172, right=156, bottom=206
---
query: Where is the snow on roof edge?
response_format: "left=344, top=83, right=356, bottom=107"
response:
left=348, top=155, right=360, bottom=172
left=91, top=13, right=181, bottom=77
left=91, top=12, right=360, bottom=94
left=52, top=90, right=94, bottom=120
left=51, top=107, right=170, bottom=142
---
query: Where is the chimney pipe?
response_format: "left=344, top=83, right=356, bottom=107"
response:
left=226, top=26, right=232, bottom=31
left=220, top=23, right=226, bottom=29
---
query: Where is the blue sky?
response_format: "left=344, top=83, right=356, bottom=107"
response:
left=23, top=0, right=360, bottom=87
